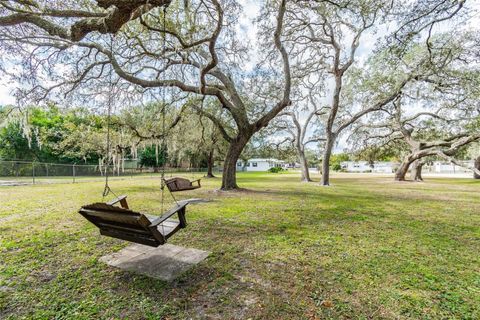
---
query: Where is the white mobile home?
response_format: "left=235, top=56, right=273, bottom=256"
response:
left=431, top=160, right=474, bottom=173
left=372, top=162, right=397, bottom=173
left=237, top=158, right=285, bottom=172
left=340, top=161, right=372, bottom=172
left=340, top=161, right=396, bottom=173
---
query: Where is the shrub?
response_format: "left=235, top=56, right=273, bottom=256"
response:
left=332, top=163, right=342, bottom=171
left=268, top=167, right=285, bottom=173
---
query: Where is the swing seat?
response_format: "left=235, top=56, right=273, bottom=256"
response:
left=78, top=195, right=191, bottom=247
left=163, top=177, right=201, bottom=192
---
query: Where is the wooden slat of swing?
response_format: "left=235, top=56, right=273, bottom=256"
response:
left=144, top=214, right=182, bottom=236
left=157, top=219, right=181, bottom=236
left=79, top=200, right=188, bottom=247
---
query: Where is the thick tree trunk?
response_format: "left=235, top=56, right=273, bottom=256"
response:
left=321, top=138, right=334, bottom=186
left=298, top=149, right=311, bottom=182
left=411, top=160, right=424, bottom=181
left=395, top=157, right=414, bottom=181
left=206, top=149, right=215, bottom=178
left=475, top=156, right=480, bottom=179
left=221, top=135, right=250, bottom=190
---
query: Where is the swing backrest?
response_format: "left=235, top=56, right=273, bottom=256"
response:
left=79, top=203, right=164, bottom=247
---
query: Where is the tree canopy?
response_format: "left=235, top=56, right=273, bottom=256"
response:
left=0, top=0, right=478, bottom=185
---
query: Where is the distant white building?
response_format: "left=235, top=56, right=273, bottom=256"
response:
left=430, top=160, right=474, bottom=173
left=341, top=161, right=372, bottom=172
left=339, top=160, right=476, bottom=174
left=285, top=162, right=300, bottom=169
left=237, top=158, right=285, bottom=172
left=340, top=161, right=396, bottom=173
left=373, top=162, right=397, bottom=173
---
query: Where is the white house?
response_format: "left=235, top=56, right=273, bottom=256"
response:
left=430, top=160, right=474, bottom=173
left=340, top=161, right=396, bottom=173
left=341, top=161, right=372, bottom=172
left=340, top=160, right=476, bottom=174
left=237, top=158, right=285, bottom=172
left=372, top=162, right=397, bottom=173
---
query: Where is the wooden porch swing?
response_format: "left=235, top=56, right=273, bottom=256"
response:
left=79, top=195, right=198, bottom=247
left=163, top=176, right=201, bottom=192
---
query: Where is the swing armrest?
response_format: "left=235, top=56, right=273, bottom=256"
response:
left=107, top=195, right=129, bottom=209
left=149, top=202, right=188, bottom=226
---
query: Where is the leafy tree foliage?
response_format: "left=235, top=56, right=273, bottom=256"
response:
left=0, top=121, right=38, bottom=160
left=330, top=153, right=350, bottom=172
left=139, top=145, right=167, bottom=169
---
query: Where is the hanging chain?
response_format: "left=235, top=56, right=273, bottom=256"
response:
left=196, top=96, right=207, bottom=179
left=160, top=5, right=174, bottom=217
left=103, top=34, right=117, bottom=199
left=159, top=5, right=173, bottom=237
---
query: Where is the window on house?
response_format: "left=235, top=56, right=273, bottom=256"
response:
left=247, top=162, right=251, bottom=167
left=252, top=162, right=257, bottom=167
left=237, top=162, right=242, bottom=167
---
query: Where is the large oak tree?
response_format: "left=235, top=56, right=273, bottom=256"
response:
left=0, top=0, right=293, bottom=190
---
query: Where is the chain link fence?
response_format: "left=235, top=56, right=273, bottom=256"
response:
left=0, top=160, right=217, bottom=186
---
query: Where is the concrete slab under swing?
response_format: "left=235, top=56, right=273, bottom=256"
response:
left=99, top=243, right=210, bottom=281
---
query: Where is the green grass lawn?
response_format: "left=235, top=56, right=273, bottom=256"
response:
left=1, top=172, right=479, bottom=319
